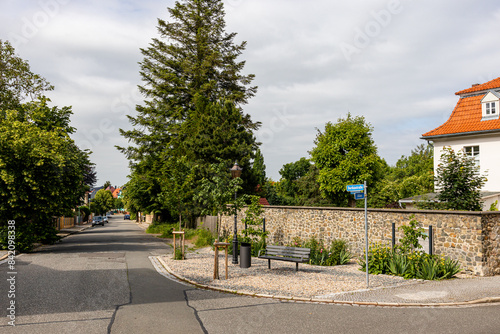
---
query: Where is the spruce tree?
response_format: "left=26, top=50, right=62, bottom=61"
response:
left=119, top=0, right=258, bottom=161
left=118, top=0, right=260, bottom=217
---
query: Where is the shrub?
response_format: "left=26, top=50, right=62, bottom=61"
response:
left=359, top=217, right=461, bottom=280
left=194, top=228, right=215, bottom=248
left=292, top=237, right=351, bottom=267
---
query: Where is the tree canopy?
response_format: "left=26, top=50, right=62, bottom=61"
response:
left=370, top=143, right=434, bottom=208
left=310, top=114, right=384, bottom=206
left=0, top=40, right=93, bottom=251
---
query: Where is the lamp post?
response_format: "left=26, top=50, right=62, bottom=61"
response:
left=230, top=161, right=243, bottom=264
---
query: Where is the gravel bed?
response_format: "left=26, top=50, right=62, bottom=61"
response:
left=159, top=247, right=419, bottom=299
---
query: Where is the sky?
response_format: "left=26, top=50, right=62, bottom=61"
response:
left=2, top=0, right=500, bottom=187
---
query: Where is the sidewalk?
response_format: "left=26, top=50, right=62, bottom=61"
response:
left=0, top=223, right=90, bottom=261
left=155, top=248, right=500, bottom=308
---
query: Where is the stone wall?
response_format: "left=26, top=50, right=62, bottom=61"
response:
left=220, top=206, right=500, bottom=276
left=482, top=213, right=500, bottom=276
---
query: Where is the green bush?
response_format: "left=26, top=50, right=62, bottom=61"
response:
left=194, top=228, right=215, bottom=248
left=289, top=237, right=351, bottom=267
left=146, top=222, right=176, bottom=237
left=358, top=219, right=462, bottom=280
left=0, top=221, right=59, bottom=253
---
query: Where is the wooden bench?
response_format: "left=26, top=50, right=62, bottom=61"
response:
left=258, top=245, right=310, bottom=271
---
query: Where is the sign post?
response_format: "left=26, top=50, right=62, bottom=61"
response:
left=363, top=181, right=368, bottom=289
left=347, top=182, right=369, bottom=288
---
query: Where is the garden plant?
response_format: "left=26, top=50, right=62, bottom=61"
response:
left=358, top=215, right=461, bottom=280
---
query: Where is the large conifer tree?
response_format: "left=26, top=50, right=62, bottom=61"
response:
left=119, top=0, right=258, bottom=161
left=119, top=0, right=260, bottom=219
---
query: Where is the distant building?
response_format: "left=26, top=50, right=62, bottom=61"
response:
left=88, top=186, right=104, bottom=201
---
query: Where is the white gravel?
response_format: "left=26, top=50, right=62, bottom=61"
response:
left=159, top=247, right=419, bottom=299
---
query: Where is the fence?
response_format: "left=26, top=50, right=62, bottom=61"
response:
left=54, top=216, right=75, bottom=230
left=220, top=206, right=500, bottom=276
left=195, top=216, right=218, bottom=233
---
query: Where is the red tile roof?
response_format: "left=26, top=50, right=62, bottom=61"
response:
left=259, top=198, right=270, bottom=206
left=455, top=77, right=500, bottom=95
left=422, top=78, right=500, bottom=138
left=112, top=188, right=121, bottom=198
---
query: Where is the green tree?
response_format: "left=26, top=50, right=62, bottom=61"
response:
left=370, top=144, right=434, bottom=208
left=179, top=96, right=259, bottom=193
left=119, top=0, right=257, bottom=161
left=122, top=158, right=164, bottom=218
left=435, top=147, right=487, bottom=211
left=277, top=157, right=312, bottom=204
left=251, top=148, right=266, bottom=188
left=195, top=159, right=245, bottom=238
left=114, top=198, right=124, bottom=211
left=0, top=100, right=92, bottom=251
left=91, top=189, right=114, bottom=215
left=310, top=114, right=384, bottom=207
left=158, top=156, right=198, bottom=229
left=0, top=40, right=53, bottom=111
left=103, top=181, right=111, bottom=189
left=117, top=0, right=260, bottom=219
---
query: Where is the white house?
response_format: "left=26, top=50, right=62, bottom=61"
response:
left=420, top=77, right=500, bottom=210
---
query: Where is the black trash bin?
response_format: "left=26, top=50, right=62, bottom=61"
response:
left=240, top=242, right=251, bottom=268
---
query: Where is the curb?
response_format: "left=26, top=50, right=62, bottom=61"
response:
left=155, top=256, right=500, bottom=308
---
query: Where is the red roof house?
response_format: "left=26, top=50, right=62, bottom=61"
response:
left=421, top=77, right=500, bottom=209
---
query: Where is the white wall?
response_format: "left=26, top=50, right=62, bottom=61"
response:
left=432, top=133, right=500, bottom=192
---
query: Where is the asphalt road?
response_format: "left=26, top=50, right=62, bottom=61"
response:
left=1, top=216, right=500, bottom=334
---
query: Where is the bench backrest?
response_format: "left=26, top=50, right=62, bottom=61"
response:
left=265, top=245, right=310, bottom=259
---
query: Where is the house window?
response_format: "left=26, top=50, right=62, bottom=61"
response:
left=464, top=146, right=480, bottom=168
left=486, top=102, right=496, bottom=115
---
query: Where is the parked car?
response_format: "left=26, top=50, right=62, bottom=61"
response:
left=92, top=216, right=105, bottom=227
left=124, top=214, right=130, bottom=220
left=103, top=216, right=109, bottom=223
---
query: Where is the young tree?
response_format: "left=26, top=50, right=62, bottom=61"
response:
left=158, top=156, right=198, bottom=229
left=310, top=114, right=384, bottom=207
left=195, top=159, right=245, bottom=238
left=435, top=147, right=487, bottom=211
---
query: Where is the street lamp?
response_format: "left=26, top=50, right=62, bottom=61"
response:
left=230, top=161, right=243, bottom=264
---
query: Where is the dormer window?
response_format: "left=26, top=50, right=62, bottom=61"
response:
left=481, top=91, right=500, bottom=120
left=486, top=102, right=496, bottom=115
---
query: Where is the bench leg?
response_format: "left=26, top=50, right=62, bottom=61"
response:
left=296, top=262, right=298, bottom=271
left=268, top=259, right=271, bottom=269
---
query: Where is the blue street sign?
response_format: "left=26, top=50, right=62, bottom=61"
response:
left=354, top=192, right=365, bottom=200
left=346, top=184, right=364, bottom=193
